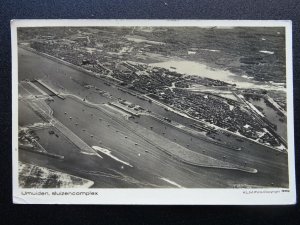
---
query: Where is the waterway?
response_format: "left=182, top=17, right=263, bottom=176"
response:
left=150, top=60, right=286, bottom=91
left=17, top=47, right=289, bottom=188
left=248, top=98, right=287, bottom=139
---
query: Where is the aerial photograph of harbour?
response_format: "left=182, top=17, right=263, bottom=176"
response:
left=17, top=25, right=289, bottom=188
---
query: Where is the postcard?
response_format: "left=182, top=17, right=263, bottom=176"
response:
left=11, top=19, right=296, bottom=204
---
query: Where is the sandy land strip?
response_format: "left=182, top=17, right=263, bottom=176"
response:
left=18, top=162, right=94, bottom=188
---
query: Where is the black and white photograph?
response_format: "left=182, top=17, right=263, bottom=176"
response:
left=11, top=20, right=296, bottom=204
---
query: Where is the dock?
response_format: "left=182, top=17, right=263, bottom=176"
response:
left=34, top=79, right=65, bottom=99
